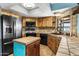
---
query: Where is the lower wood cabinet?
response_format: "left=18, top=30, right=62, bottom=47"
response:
left=47, top=35, right=61, bottom=54
left=14, top=40, right=40, bottom=56
left=27, top=40, right=40, bottom=56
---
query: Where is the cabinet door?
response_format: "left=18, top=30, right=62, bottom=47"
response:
left=48, top=35, right=61, bottom=54
left=42, top=19, right=47, bottom=27
left=48, top=36, right=56, bottom=54
left=46, top=17, right=52, bottom=27
left=37, top=19, right=43, bottom=27
left=55, top=37, right=60, bottom=53
left=27, top=43, right=35, bottom=56
left=27, top=40, right=40, bottom=56
left=50, top=39, right=56, bottom=53
left=34, top=41, right=40, bottom=56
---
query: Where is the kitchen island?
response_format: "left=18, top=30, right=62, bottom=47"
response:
left=13, top=37, right=40, bottom=56
left=24, top=30, right=70, bottom=56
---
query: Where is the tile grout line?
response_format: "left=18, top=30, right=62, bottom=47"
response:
left=65, top=36, right=71, bottom=56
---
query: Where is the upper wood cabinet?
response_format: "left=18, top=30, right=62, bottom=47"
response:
left=22, top=17, right=37, bottom=27
left=45, top=17, right=53, bottom=27
left=36, top=16, right=55, bottom=27
left=52, top=17, right=56, bottom=28
left=22, top=16, right=56, bottom=28
left=36, top=18, right=43, bottom=27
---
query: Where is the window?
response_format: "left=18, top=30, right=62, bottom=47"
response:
left=63, top=20, right=70, bottom=32
left=57, top=19, right=70, bottom=33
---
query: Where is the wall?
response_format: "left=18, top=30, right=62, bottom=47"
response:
left=71, top=14, right=79, bottom=37
left=77, top=14, right=79, bottom=37
left=70, top=15, right=77, bottom=36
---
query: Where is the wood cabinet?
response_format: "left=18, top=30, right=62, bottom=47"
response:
left=46, top=17, right=53, bottom=27
left=52, top=17, right=56, bottom=28
left=27, top=40, right=40, bottom=56
left=22, top=17, right=36, bottom=28
left=48, top=35, right=56, bottom=53
left=22, top=16, right=56, bottom=28
left=47, top=35, right=61, bottom=54
left=36, top=17, right=54, bottom=27
left=36, top=18, right=43, bottom=27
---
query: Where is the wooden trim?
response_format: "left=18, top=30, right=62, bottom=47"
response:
left=0, top=8, right=20, bottom=18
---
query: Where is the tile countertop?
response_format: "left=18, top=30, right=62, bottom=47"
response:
left=14, top=37, right=40, bottom=45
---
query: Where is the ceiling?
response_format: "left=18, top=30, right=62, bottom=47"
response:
left=50, top=3, right=77, bottom=10
left=0, top=3, right=78, bottom=17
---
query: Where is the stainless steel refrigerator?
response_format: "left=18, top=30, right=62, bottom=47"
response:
left=13, top=17, right=22, bottom=39
left=0, top=13, right=2, bottom=56
left=0, top=14, right=22, bottom=56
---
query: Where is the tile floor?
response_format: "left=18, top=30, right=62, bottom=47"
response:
left=56, top=35, right=70, bottom=56
left=40, top=44, right=55, bottom=56
left=9, top=44, right=54, bottom=56
left=9, top=35, right=79, bottom=56
left=67, top=36, right=79, bottom=56
left=57, top=35, right=79, bottom=56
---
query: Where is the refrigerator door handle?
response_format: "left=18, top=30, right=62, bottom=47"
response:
left=3, top=41, right=13, bottom=45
